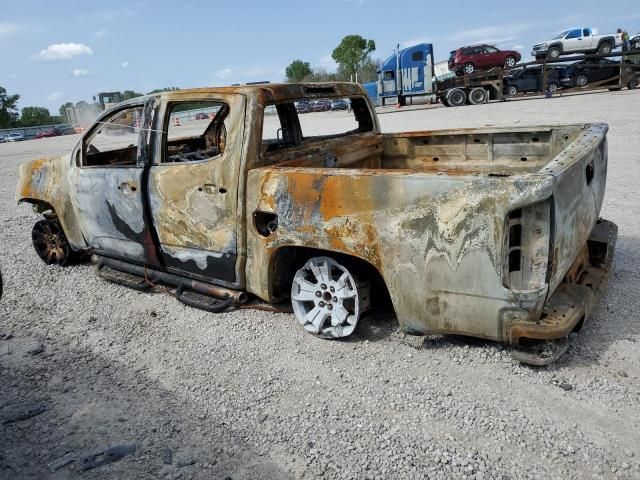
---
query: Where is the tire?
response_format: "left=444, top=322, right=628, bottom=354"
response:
left=504, top=56, right=517, bottom=68
left=506, top=85, right=518, bottom=96
left=31, top=219, right=71, bottom=266
left=575, top=74, right=588, bottom=87
left=468, top=87, right=488, bottom=105
left=597, top=42, right=613, bottom=55
left=463, top=63, right=475, bottom=75
left=441, top=96, right=451, bottom=107
left=447, top=88, right=467, bottom=107
left=548, top=82, right=559, bottom=93
left=290, top=256, right=370, bottom=338
left=547, top=46, right=561, bottom=60
left=628, top=78, right=639, bottom=90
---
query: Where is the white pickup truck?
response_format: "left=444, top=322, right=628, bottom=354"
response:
left=532, top=28, right=622, bottom=60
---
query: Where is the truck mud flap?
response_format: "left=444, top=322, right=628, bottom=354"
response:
left=175, top=284, right=235, bottom=313
left=95, top=263, right=152, bottom=292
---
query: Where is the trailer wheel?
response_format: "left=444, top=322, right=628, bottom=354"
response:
left=575, top=74, right=588, bottom=87
left=291, top=256, right=369, bottom=339
left=468, top=87, right=488, bottom=105
left=628, top=78, right=639, bottom=90
left=597, top=42, right=613, bottom=55
left=547, top=46, right=561, bottom=60
left=447, top=88, right=467, bottom=107
left=504, top=56, right=517, bottom=68
left=463, top=63, right=475, bottom=75
left=506, top=85, right=518, bottom=97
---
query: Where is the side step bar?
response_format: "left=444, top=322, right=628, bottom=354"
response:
left=92, top=255, right=248, bottom=312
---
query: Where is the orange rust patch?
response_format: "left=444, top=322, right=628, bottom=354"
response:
left=319, top=175, right=374, bottom=222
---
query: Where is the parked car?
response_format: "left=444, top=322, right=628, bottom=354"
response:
left=330, top=99, right=349, bottom=111
left=16, top=82, right=617, bottom=365
left=194, top=112, right=210, bottom=120
left=295, top=101, right=312, bottom=113
left=3, top=133, right=25, bottom=142
left=503, top=66, right=562, bottom=96
left=35, top=128, right=62, bottom=139
left=631, top=33, right=640, bottom=51
left=448, top=45, right=521, bottom=75
left=532, top=28, right=621, bottom=60
left=311, top=99, right=331, bottom=112
left=558, top=58, right=635, bottom=88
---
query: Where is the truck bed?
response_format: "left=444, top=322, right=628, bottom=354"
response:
left=247, top=123, right=609, bottom=343
left=262, top=124, right=584, bottom=176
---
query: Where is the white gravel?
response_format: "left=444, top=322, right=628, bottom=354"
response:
left=1, top=90, right=639, bottom=480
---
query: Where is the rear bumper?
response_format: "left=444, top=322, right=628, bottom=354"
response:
left=504, top=218, right=617, bottom=344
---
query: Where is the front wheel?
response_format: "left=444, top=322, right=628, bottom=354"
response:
left=32, top=219, right=71, bottom=266
left=628, top=78, right=638, bottom=90
left=547, top=46, right=561, bottom=60
left=291, top=256, right=370, bottom=338
left=463, top=63, right=475, bottom=75
left=548, top=82, right=559, bottom=93
left=506, top=85, right=518, bottom=96
left=504, top=56, right=517, bottom=68
left=575, top=74, right=588, bottom=87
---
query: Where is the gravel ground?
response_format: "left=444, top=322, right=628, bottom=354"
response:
left=1, top=91, right=639, bottom=480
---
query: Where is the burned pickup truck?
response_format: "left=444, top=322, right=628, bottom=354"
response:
left=16, top=83, right=616, bottom=364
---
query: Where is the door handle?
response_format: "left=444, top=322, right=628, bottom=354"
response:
left=118, top=182, right=137, bottom=193
left=199, top=183, right=226, bottom=194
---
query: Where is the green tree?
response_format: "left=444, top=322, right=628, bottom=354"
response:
left=147, top=86, right=180, bottom=94
left=19, top=106, right=53, bottom=127
left=285, top=60, right=313, bottom=83
left=123, top=90, right=144, bottom=100
left=332, top=35, right=376, bottom=80
left=0, top=86, right=20, bottom=128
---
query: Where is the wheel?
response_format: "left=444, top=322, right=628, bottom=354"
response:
left=547, top=46, right=561, bottom=60
left=447, top=88, right=467, bottom=107
left=504, top=56, right=517, bottom=68
left=506, top=85, right=518, bottom=96
left=291, top=256, right=369, bottom=338
left=628, top=78, right=639, bottom=90
left=468, top=87, right=488, bottom=104
left=463, top=63, right=475, bottom=75
left=575, top=74, right=588, bottom=87
left=31, top=219, right=71, bottom=266
left=597, top=42, right=612, bottom=55
left=547, top=82, right=559, bottom=93
left=441, top=96, right=451, bottom=107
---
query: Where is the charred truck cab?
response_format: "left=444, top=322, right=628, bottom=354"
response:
left=17, top=83, right=617, bottom=365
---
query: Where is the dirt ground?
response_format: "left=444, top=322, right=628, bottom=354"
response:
left=0, top=90, right=639, bottom=480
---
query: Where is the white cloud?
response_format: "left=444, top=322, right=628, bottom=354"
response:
left=38, top=43, right=93, bottom=61
left=512, top=45, right=524, bottom=50
left=216, top=67, right=232, bottom=79
left=0, top=22, right=20, bottom=37
left=93, top=30, right=108, bottom=38
left=6, top=73, right=17, bottom=79
left=47, top=92, right=63, bottom=101
left=121, top=61, right=129, bottom=68
left=73, top=68, right=89, bottom=77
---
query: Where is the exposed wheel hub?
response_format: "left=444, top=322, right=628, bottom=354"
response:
left=291, top=256, right=370, bottom=338
left=32, top=219, right=70, bottom=266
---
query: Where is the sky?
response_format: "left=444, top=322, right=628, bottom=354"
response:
left=1, top=0, right=639, bottom=114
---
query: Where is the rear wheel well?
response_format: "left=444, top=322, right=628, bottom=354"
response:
left=269, top=246, right=394, bottom=312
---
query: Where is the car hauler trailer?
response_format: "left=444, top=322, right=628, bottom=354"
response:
left=376, top=43, right=639, bottom=108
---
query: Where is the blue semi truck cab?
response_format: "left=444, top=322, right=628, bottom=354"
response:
left=377, top=43, right=436, bottom=106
